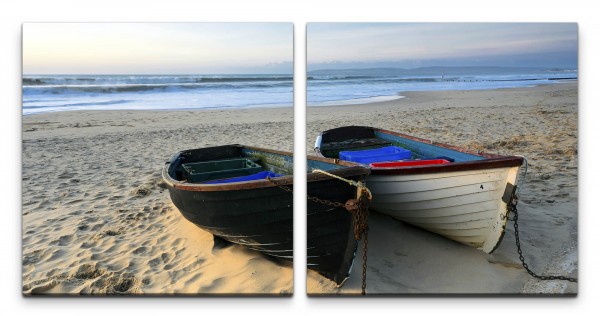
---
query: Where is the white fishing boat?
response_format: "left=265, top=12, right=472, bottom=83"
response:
left=314, top=126, right=525, bottom=253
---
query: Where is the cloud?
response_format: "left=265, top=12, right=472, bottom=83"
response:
left=307, top=23, right=578, bottom=68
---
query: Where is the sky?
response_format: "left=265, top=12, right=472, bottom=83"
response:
left=23, top=23, right=293, bottom=74
left=307, top=23, right=578, bottom=70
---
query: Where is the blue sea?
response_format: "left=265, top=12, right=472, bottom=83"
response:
left=22, top=74, right=293, bottom=115
left=22, top=69, right=578, bottom=114
left=307, top=67, right=578, bottom=106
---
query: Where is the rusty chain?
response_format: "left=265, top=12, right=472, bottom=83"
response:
left=507, top=195, right=577, bottom=283
left=267, top=174, right=371, bottom=295
left=267, top=179, right=347, bottom=208
left=355, top=188, right=370, bottom=295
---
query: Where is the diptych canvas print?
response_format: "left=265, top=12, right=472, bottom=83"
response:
left=22, top=22, right=577, bottom=296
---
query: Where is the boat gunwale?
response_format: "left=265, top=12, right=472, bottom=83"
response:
left=316, top=126, right=524, bottom=175
left=162, top=144, right=369, bottom=192
left=369, top=157, right=523, bottom=175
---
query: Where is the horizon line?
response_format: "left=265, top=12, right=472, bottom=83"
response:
left=22, top=72, right=294, bottom=76
left=308, top=65, right=578, bottom=70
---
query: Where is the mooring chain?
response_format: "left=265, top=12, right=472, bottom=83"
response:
left=355, top=188, right=370, bottom=295
left=311, top=169, right=371, bottom=295
left=266, top=176, right=345, bottom=208
left=507, top=196, right=577, bottom=283
left=267, top=171, right=372, bottom=295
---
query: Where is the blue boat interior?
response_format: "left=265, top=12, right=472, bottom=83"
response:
left=202, top=171, right=283, bottom=184
left=374, top=131, right=484, bottom=163
left=339, top=146, right=412, bottom=164
left=319, top=127, right=485, bottom=164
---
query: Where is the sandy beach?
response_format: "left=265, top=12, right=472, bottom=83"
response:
left=22, top=107, right=294, bottom=295
left=306, top=82, right=578, bottom=295
left=22, top=82, right=577, bottom=296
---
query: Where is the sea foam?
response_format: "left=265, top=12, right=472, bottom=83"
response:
left=22, top=74, right=293, bottom=115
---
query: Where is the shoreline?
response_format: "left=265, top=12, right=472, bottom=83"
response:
left=23, top=80, right=575, bottom=117
left=307, top=80, right=577, bottom=108
left=307, top=81, right=577, bottom=113
left=22, top=104, right=294, bottom=117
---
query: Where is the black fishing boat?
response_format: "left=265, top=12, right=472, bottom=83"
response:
left=162, top=144, right=369, bottom=285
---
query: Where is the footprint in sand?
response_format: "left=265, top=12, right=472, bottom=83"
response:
left=160, top=252, right=173, bottom=264
left=77, top=224, right=90, bottom=231
left=112, top=277, right=136, bottom=293
left=132, top=246, right=148, bottom=255
left=56, top=234, right=74, bottom=246
left=23, top=249, right=45, bottom=265
left=199, top=277, right=225, bottom=292
left=23, top=279, right=59, bottom=294
left=104, top=228, right=123, bottom=236
left=72, top=263, right=104, bottom=280
left=132, top=187, right=151, bottom=197
left=89, top=223, right=104, bottom=232
left=171, top=238, right=185, bottom=248
left=148, top=257, right=162, bottom=268
left=80, top=240, right=99, bottom=249
left=164, top=263, right=176, bottom=271
left=58, top=171, right=77, bottom=179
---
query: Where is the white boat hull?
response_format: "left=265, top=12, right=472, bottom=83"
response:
left=367, top=166, right=520, bottom=253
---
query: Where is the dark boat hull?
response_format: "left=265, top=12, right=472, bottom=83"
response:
left=163, top=144, right=368, bottom=285
left=167, top=184, right=294, bottom=259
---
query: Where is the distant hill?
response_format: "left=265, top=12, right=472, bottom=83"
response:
left=307, top=66, right=575, bottom=76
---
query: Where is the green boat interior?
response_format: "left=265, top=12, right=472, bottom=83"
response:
left=168, top=145, right=355, bottom=184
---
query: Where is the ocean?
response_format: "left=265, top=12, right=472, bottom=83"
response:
left=22, top=74, right=293, bottom=115
left=307, top=67, right=578, bottom=106
left=22, top=69, right=578, bottom=114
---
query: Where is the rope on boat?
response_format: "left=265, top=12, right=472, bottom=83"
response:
left=312, top=169, right=373, bottom=201
left=514, top=155, right=528, bottom=194
left=312, top=169, right=371, bottom=295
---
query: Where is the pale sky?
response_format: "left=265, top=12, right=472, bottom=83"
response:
left=308, top=23, right=578, bottom=70
left=23, top=23, right=293, bottom=74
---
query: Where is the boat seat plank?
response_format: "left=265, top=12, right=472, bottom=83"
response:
left=321, top=137, right=392, bottom=151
